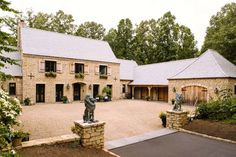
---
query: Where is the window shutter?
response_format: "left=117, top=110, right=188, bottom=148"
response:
left=70, top=63, right=75, bottom=73
left=57, top=62, right=62, bottom=73
left=107, top=66, right=112, bottom=76
left=95, top=65, right=99, bottom=75
left=84, top=65, right=89, bottom=74
left=38, top=60, right=45, bottom=73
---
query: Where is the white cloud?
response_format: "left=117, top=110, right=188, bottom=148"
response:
left=9, top=0, right=236, bottom=48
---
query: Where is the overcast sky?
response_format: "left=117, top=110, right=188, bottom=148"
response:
left=9, top=0, right=236, bottom=48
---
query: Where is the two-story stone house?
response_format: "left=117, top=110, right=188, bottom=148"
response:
left=1, top=22, right=236, bottom=105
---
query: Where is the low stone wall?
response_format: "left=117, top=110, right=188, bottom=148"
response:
left=166, top=110, right=188, bottom=129
left=74, top=120, right=105, bottom=149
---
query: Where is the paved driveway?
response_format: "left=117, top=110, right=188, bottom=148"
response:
left=17, top=100, right=194, bottom=141
left=111, top=132, right=236, bottom=157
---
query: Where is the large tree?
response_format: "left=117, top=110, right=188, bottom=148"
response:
left=105, top=18, right=134, bottom=60
left=0, top=0, right=18, bottom=81
left=75, top=21, right=105, bottom=40
left=134, top=12, right=198, bottom=64
left=201, top=2, right=236, bottom=64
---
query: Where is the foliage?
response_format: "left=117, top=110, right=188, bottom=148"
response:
left=196, top=97, right=236, bottom=121
left=76, top=21, right=105, bottom=40
left=23, top=97, right=31, bottom=106
left=45, top=71, right=57, bottom=78
left=105, top=13, right=198, bottom=64
left=201, top=2, right=236, bottom=65
left=0, top=0, right=19, bottom=81
left=95, top=95, right=103, bottom=102
left=159, top=112, right=166, bottom=127
left=75, top=73, right=84, bottom=79
left=218, top=88, right=233, bottom=100
left=0, top=89, right=22, bottom=149
left=102, top=87, right=112, bottom=97
left=61, top=96, right=68, bottom=103
left=12, top=131, right=28, bottom=139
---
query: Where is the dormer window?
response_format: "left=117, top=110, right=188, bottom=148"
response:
left=45, top=61, right=56, bottom=72
left=75, top=63, right=84, bottom=73
left=99, top=65, right=107, bottom=75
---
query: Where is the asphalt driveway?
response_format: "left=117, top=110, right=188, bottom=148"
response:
left=111, top=132, right=236, bottom=157
left=17, top=100, right=194, bottom=141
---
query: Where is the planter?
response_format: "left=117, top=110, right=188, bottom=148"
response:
left=12, top=138, right=22, bottom=147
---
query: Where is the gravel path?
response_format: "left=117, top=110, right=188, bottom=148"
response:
left=17, top=100, right=194, bottom=141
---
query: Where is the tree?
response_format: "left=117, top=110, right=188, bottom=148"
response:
left=75, top=21, right=105, bottom=40
left=0, top=0, right=19, bottom=81
left=133, top=12, right=198, bottom=64
left=2, top=10, right=77, bottom=43
left=105, top=18, right=134, bottom=60
left=201, top=2, right=236, bottom=64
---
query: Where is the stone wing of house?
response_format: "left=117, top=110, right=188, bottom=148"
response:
left=169, top=49, right=236, bottom=79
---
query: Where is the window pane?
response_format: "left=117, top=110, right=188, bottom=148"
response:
left=9, top=83, right=16, bottom=95
left=75, top=63, right=84, bottom=73
left=45, top=61, right=56, bottom=72
left=99, top=65, right=107, bottom=75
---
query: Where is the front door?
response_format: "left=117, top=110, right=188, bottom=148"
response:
left=36, top=84, right=45, bottom=103
left=56, top=84, right=64, bottom=102
left=93, top=84, right=99, bottom=98
left=73, top=83, right=81, bottom=100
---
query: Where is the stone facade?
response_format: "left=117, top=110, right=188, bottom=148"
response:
left=166, top=110, right=188, bottom=129
left=168, top=78, right=236, bottom=104
left=1, top=77, right=23, bottom=101
left=22, top=54, right=120, bottom=103
left=73, top=120, right=105, bottom=149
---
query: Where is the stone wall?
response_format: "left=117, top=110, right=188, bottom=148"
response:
left=1, top=77, right=23, bottom=101
left=73, top=120, right=105, bottom=149
left=168, top=78, right=236, bottom=104
left=22, top=54, right=121, bottom=103
left=166, top=110, right=188, bottom=129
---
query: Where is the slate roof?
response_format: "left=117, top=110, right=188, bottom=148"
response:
left=169, top=49, right=236, bottom=79
left=130, top=58, right=196, bottom=85
left=118, top=59, right=138, bottom=80
left=20, top=27, right=119, bottom=63
left=0, top=52, right=22, bottom=76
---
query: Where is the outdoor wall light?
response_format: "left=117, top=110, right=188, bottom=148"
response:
left=172, top=87, right=176, bottom=93
left=89, top=84, right=92, bottom=90
left=214, top=87, right=219, bottom=94
left=66, top=84, right=70, bottom=90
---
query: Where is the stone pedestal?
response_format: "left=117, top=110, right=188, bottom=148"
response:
left=166, top=110, right=188, bottom=129
left=74, top=120, right=105, bottom=149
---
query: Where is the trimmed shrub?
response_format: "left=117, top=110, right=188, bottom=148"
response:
left=196, top=97, right=236, bottom=120
left=159, top=112, right=166, bottom=127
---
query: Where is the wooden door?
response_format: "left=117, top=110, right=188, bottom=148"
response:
left=158, top=87, right=168, bottom=102
left=56, top=84, right=64, bottom=102
left=73, top=83, right=81, bottom=100
left=182, top=86, right=207, bottom=105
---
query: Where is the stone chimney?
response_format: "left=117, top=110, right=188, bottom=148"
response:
left=17, top=20, right=26, bottom=50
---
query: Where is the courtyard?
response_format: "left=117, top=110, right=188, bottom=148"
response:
left=18, top=100, right=194, bottom=141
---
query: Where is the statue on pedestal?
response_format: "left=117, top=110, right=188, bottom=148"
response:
left=173, top=93, right=183, bottom=111
left=83, top=95, right=97, bottom=123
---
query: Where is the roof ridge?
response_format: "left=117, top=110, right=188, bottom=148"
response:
left=22, top=27, right=108, bottom=44
left=137, top=58, right=196, bottom=67
left=210, top=51, right=228, bottom=77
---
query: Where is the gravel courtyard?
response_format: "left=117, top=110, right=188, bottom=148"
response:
left=18, top=100, right=194, bottom=141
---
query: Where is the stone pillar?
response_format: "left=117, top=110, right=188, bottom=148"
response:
left=166, top=110, right=188, bottom=129
left=132, top=86, right=135, bottom=99
left=148, top=87, right=151, bottom=97
left=74, top=120, right=105, bottom=149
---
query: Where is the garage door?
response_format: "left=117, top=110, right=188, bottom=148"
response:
left=182, top=86, right=207, bottom=105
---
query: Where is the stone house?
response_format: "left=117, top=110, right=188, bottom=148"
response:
left=1, top=22, right=236, bottom=104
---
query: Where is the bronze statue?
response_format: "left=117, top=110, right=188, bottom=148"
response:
left=173, top=93, right=183, bottom=111
left=83, top=95, right=97, bottom=123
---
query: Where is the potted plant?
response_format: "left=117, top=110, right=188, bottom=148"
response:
left=75, top=73, right=84, bottom=79
left=22, top=132, right=30, bottom=142
left=12, top=131, right=28, bottom=147
left=102, top=87, right=112, bottom=101
left=159, top=112, right=166, bottom=127
left=61, top=96, right=68, bottom=104
left=24, top=97, right=31, bottom=106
